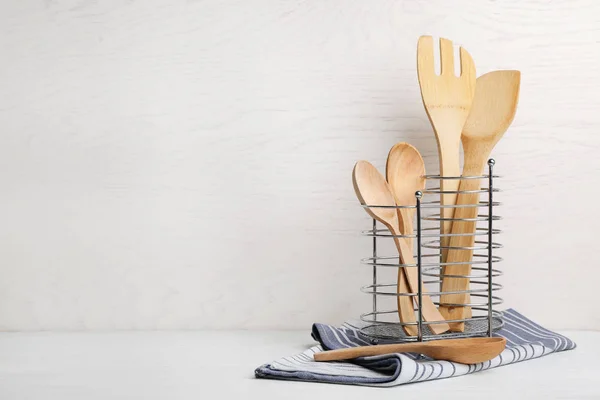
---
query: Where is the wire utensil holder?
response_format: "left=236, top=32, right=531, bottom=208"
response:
left=359, top=159, right=503, bottom=343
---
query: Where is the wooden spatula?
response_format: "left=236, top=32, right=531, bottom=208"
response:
left=417, top=36, right=476, bottom=261
left=439, top=70, right=521, bottom=331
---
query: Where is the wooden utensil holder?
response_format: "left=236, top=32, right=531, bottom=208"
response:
left=359, top=159, right=503, bottom=343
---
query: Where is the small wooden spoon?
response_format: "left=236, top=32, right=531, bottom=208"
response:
left=353, top=161, right=449, bottom=334
left=439, top=70, right=521, bottom=331
left=386, top=143, right=426, bottom=336
left=314, top=337, right=506, bottom=364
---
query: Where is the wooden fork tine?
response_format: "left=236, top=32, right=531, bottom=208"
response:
left=439, top=38, right=455, bottom=76
left=417, top=36, right=435, bottom=78
left=459, top=47, right=476, bottom=82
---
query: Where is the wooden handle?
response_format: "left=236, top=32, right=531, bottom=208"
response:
left=397, top=268, right=417, bottom=335
left=396, top=208, right=417, bottom=336
left=314, top=342, right=421, bottom=361
left=438, top=140, right=461, bottom=262
left=390, top=229, right=450, bottom=334
left=438, top=156, right=487, bottom=331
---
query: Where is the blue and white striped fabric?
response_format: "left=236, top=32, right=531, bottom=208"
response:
left=255, top=309, right=575, bottom=386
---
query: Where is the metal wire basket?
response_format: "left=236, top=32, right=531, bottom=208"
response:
left=359, top=159, right=503, bottom=343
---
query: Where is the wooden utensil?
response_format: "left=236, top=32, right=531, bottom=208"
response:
left=314, top=337, right=506, bottom=364
left=385, top=143, right=426, bottom=336
left=439, top=70, right=521, bottom=331
left=353, top=161, right=449, bottom=334
left=417, top=36, right=476, bottom=260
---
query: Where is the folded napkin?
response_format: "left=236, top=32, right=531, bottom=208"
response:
left=255, top=309, right=575, bottom=386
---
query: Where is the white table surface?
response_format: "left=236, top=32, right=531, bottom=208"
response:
left=0, top=330, right=597, bottom=399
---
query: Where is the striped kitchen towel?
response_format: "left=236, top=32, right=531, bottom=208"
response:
left=255, top=309, right=575, bottom=386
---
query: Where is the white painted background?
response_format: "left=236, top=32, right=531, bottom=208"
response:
left=0, top=0, right=598, bottom=331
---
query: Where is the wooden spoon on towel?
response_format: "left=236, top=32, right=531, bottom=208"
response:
left=314, top=337, right=506, bottom=364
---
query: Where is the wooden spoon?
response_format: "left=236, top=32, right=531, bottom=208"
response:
left=439, top=70, right=521, bottom=331
left=385, top=143, right=426, bottom=336
left=314, top=337, right=506, bottom=364
left=353, top=161, right=449, bottom=334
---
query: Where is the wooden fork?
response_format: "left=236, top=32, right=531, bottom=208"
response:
left=416, top=36, right=476, bottom=263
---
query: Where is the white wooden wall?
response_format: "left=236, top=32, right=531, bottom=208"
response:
left=0, top=0, right=599, bottom=330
